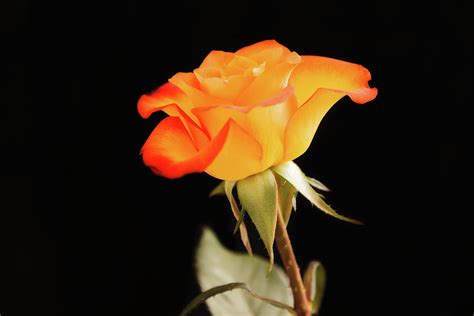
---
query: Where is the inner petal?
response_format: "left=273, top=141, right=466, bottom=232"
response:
left=197, top=75, right=255, bottom=102
left=222, top=55, right=258, bottom=77
left=235, top=40, right=291, bottom=66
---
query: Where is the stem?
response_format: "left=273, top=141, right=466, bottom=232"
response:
left=275, top=211, right=311, bottom=316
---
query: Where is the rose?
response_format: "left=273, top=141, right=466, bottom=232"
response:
left=138, top=40, right=377, bottom=180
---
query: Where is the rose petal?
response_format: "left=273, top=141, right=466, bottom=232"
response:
left=141, top=116, right=230, bottom=179
left=199, top=50, right=234, bottom=68
left=222, top=55, right=258, bottom=76
left=194, top=68, right=254, bottom=101
left=236, top=39, right=291, bottom=66
left=235, top=54, right=301, bottom=106
left=169, top=72, right=230, bottom=108
left=283, top=88, right=357, bottom=162
left=137, top=82, right=198, bottom=123
left=193, top=105, right=246, bottom=138
left=205, top=120, right=263, bottom=180
left=290, top=56, right=378, bottom=106
left=247, top=95, right=298, bottom=170
left=195, top=95, right=299, bottom=175
left=138, top=95, right=210, bottom=148
left=194, top=67, right=221, bottom=79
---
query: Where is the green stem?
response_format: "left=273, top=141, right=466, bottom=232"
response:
left=275, top=211, right=311, bottom=316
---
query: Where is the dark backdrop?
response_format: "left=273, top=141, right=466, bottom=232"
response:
left=3, top=0, right=471, bottom=315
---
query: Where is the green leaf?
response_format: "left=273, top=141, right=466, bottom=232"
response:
left=303, top=261, right=326, bottom=315
left=224, top=181, right=253, bottom=255
left=180, top=282, right=247, bottom=316
left=180, top=282, right=296, bottom=316
left=272, top=161, right=362, bottom=225
left=274, top=172, right=298, bottom=225
left=237, top=169, right=278, bottom=269
left=196, top=228, right=294, bottom=316
left=209, top=181, right=225, bottom=197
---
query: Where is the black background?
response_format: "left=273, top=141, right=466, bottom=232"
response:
left=2, top=0, right=471, bottom=315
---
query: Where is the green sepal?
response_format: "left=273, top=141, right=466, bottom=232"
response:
left=274, top=172, right=298, bottom=225
left=224, top=181, right=253, bottom=255
left=233, top=207, right=247, bottom=234
left=237, top=169, right=278, bottom=271
left=306, top=177, right=330, bottom=192
left=209, top=181, right=225, bottom=197
left=272, top=161, right=362, bottom=225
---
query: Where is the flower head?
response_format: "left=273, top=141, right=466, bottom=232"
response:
left=138, top=40, right=377, bottom=181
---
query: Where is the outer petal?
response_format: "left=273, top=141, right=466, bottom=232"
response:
left=236, top=40, right=291, bottom=66
left=282, top=89, right=349, bottom=162
left=205, top=120, right=263, bottom=180
left=195, top=95, right=299, bottom=176
left=137, top=82, right=198, bottom=123
left=290, top=56, right=378, bottom=106
left=141, top=117, right=230, bottom=179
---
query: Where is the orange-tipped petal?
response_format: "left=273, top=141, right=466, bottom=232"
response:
left=137, top=82, right=198, bottom=123
left=169, top=72, right=230, bottom=108
left=139, top=100, right=209, bottom=149
left=141, top=117, right=229, bottom=179
left=205, top=120, right=263, bottom=180
left=236, top=40, right=290, bottom=66
left=282, top=89, right=347, bottom=161
left=235, top=53, right=301, bottom=106
left=290, top=56, right=378, bottom=106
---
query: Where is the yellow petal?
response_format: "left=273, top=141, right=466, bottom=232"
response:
left=223, top=55, right=258, bottom=75
left=290, top=56, right=377, bottom=106
left=199, top=50, right=234, bottom=68
left=246, top=96, right=298, bottom=170
left=235, top=53, right=301, bottom=106
left=205, top=120, right=263, bottom=180
left=194, top=95, right=298, bottom=173
left=236, top=39, right=291, bottom=66
left=283, top=89, right=345, bottom=161
left=194, top=68, right=254, bottom=102
left=169, top=72, right=230, bottom=107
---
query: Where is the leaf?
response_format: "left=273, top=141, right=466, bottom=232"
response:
left=272, top=161, right=362, bottom=224
left=196, top=228, right=294, bottom=316
left=224, top=181, right=253, bottom=255
left=274, top=172, right=298, bottom=225
left=209, top=181, right=225, bottom=197
left=303, top=261, right=326, bottom=315
left=180, top=282, right=296, bottom=316
left=180, top=283, right=247, bottom=316
left=237, top=169, right=278, bottom=269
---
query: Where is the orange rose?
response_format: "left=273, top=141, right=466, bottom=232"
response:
left=138, top=40, right=377, bottom=180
